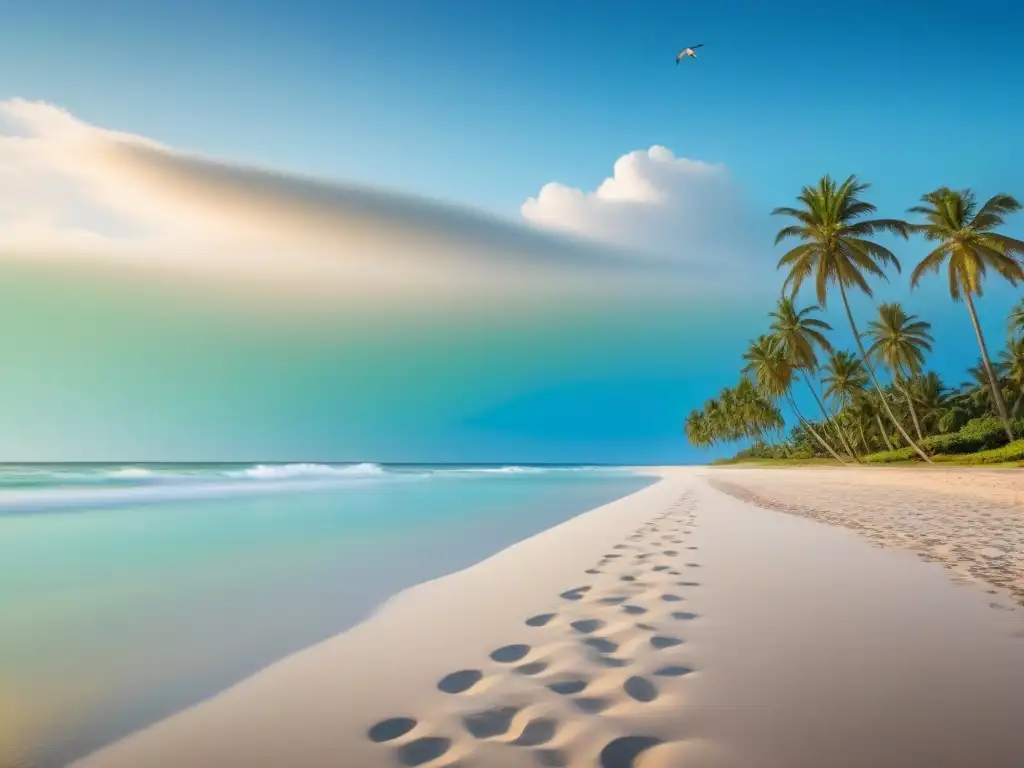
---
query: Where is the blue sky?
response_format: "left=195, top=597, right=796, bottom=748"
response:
left=0, top=0, right=1022, bottom=462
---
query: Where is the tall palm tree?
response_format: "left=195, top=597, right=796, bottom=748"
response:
left=820, top=350, right=870, bottom=454
left=865, top=302, right=934, bottom=442
left=767, top=297, right=857, bottom=458
left=959, top=358, right=1011, bottom=413
left=772, top=174, right=932, bottom=462
left=907, top=187, right=1024, bottom=442
left=912, top=371, right=954, bottom=435
left=1008, top=298, right=1024, bottom=341
left=999, top=337, right=1024, bottom=418
left=742, top=334, right=848, bottom=463
left=821, top=351, right=869, bottom=411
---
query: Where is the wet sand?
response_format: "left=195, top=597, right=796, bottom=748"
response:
left=76, top=468, right=1024, bottom=768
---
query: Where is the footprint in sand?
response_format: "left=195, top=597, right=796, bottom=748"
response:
left=654, top=665, right=694, bottom=677
left=599, top=735, right=663, bottom=767
left=526, top=612, right=556, bottom=627
left=676, top=581, right=700, bottom=587
left=582, top=637, right=619, bottom=654
left=661, top=594, right=684, bottom=602
left=623, top=676, right=659, bottom=703
left=548, top=678, right=589, bottom=695
left=490, top=644, right=531, bottom=663
left=367, top=717, right=417, bottom=743
left=599, top=596, right=630, bottom=606
left=650, top=635, right=684, bottom=650
left=573, top=696, right=613, bottom=714
left=622, top=604, right=647, bottom=615
left=462, top=706, right=521, bottom=739
left=437, top=669, right=483, bottom=694
left=512, top=717, right=559, bottom=747
left=672, top=611, right=698, bottom=621
left=570, top=618, right=606, bottom=634
left=396, top=736, right=452, bottom=766
left=560, top=586, right=591, bottom=601
left=590, top=655, right=630, bottom=668
left=535, top=747, right=570, bottom=766
left=515, top=661, right=549, bottom=675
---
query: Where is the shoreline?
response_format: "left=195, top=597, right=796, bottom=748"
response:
left=77, top=467, right=1024, bottom=768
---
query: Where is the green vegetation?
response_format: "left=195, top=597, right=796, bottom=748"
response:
left=686, top=177, right=1024, bottom=467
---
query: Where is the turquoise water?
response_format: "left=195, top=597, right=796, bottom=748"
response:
left=0, top=463, right=653, bottom=768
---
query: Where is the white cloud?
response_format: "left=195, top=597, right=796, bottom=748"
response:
left=0, top=102, right=747, bottom=308
left=0, top=101, right=704, bottom=305
left=522, top=145, right=762, bottom=266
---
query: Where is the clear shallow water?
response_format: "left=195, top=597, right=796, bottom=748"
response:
left=0, top=463, right=653, bottom=768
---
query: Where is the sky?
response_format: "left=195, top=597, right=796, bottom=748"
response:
left=0, top=0, right=1022, bottom=463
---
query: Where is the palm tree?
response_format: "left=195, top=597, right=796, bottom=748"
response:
left=912, top=371, right=954, bottom=435
left=742, top=334, right=848, bottom=463
left=999, top=337, right=1024, bottom=418
left=866, top=390, right=898, bottom=451
left=959, top=358, right=1010, bottom=413
left=684, top=378, right=784, bottom=450
left=865, top=302, right=934, bottom=442
left=821, top=351, right=868, bottom=408
left=1008, top=298, right=1024, bottom=341
left=907, top=188, right=1024, bottom=442
left=767, top=297, right=857, bottom=459
left=772, top=174, right=932, bottom=461
left=684, top=410, right=711, bottom=448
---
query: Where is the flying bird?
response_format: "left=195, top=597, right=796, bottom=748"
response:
left=675, top=44, right=704, bottom=63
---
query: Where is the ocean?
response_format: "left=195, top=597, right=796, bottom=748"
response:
left=0, top=462, right=655, bottom=768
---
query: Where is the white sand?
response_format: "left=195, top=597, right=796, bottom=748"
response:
left=709, top=466, right=1024, bottom=607
left=77, top=468, right=1024, bottom=768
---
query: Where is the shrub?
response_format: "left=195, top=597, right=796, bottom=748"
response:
left=864, top=446, right=915, bottom=463
left=932, top=439, right=1024, bottom=465
left=863, top=417, right=1024, bottom=463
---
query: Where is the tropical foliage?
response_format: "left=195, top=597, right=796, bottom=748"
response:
left=684, top=178, right=1024, bottom=465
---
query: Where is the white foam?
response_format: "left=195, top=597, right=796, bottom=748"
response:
left=230, top=463, right=385, bottom=480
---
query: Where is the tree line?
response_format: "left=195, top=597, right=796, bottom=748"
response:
left=684, top=176, right=1024, bottom=463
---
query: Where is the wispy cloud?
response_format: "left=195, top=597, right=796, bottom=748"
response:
left=0, top=100, right=734, bottom=308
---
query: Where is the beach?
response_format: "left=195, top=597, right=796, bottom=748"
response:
left=708, top=466, right=1024, bottom=608
left=76, top=467, right=1024, bottom=768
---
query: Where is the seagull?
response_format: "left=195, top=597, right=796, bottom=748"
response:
left=675, top=44, right=704, bottom=64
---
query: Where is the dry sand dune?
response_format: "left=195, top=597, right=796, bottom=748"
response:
left=77, top=468, right=1024, bottom=768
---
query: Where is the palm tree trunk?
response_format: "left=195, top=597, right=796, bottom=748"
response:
left=1013, top=389, right=1024, bottom=418
left=785, top=393, right=848, bottom=464
left=856, top=421, right=869, bottom=453
left=838, top=282, right=933, bottom=462
left=963, top=292, right=1015, bottom=442
left=895, top=375, right=925, bottom=442
left=800, top=370, right=859, bottom=460
left=875, top=413, right=896, bottom=451
left=827, top=400, right=862, bottom=459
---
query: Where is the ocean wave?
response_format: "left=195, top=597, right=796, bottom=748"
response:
left=106, top=467, right=159, bottom=479
left=439, top=465, right=601, bottom=475
left=228, top=463, right=385, bottom=480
